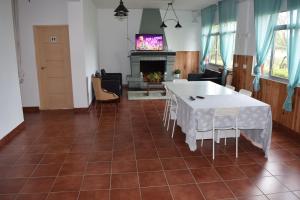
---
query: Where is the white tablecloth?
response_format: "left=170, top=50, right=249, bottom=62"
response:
left=165, top=81, right=272, bottom=157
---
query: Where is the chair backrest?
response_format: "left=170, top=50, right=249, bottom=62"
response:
left=225, top=84, right=235, bottom=91
left=92, top=76, right=103, bottom=100
left=239, top=89, right=252, bottom=97
left=214, top=107, right=240, bottom=117
left=170, top=92, right=178, bottom=107
left=173, top=79, right=188, bottom=83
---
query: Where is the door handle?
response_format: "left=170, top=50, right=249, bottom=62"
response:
left=41, top=66, right=47, bottom=70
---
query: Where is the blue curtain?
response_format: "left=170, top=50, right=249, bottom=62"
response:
left=218, top=0, right=237, bottom=85
left=253, top=0, right=282, bottom=91
left=283, top=0, right=300, bottom=111
left=200, top=5, right=217, bottom=72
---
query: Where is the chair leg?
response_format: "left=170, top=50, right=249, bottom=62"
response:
left=212, top=128, right=215, bottom=160
left=224, top=137, right=227, bottom=146
left=236, top=128, right=238, bottom=158
left=163, top=100, right=167, bottom=122
left=201, top=138, right=204, bottom=147
left=167, top=111, right=171, bottom=131
left=171, top=119, right=176, bottom=138
left=164, top=101, right=169, bottom=127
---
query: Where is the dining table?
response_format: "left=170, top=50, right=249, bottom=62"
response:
left=164, top=81, right=272, bottom=157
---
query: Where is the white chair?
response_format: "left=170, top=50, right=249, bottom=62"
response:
left=239, top=89, right=252, bottom=97
left=225, top=84, right=235, bottom=91
left=173, top=79, right=188, bottom=83
left=212, top=107, right=240, bottom=160
left=166, top=92, right=178, bottom=138
left=163, top=86, right=171, bottom=126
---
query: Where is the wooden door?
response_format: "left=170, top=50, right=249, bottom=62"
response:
left=34, top=25, right=73, bottom=110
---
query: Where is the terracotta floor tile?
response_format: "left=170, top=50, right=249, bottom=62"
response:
left=135, top=148, right=158, bottom=160
left=20, top=177, right=55, bottom=193
left=226, top=179, right=263, bottom=197
left=110, top=188, right=141, bottom=200
left=46, top=192, right=79, bottom=200
left=78, top=190, right=109, bottom=200
left=40, top=154, right=66, bottom=164
left=111, top=160, right=136, bottom=173
left=59, top=162, right=86, bottom=176
left=161, top=158, right=187, bottom=170
left=216, top=166, right=247, bottom=180
left=237, top=195, right=269, bottom=200
left=157, top=147, right=181, bottom=158
left=141, top=186, right=172, bottom=200
left=52, top=176, right=82, bottom=192
left=0, top=194, right=16, bottom=200
left=85, top=162, right=111, bottom=175
left=113, top=149, right=135, bottom=161
left=139, top=171, right=167, bottom=187
left=253, top=176, right=288, bottom=194
left=170, top=184, right=205, bottom=200
left=111, top=173, right=139, bottom=189
left=81, top=175, right=110, bottom=190
left=137, top=159, right=162, bottom=172
left=191, top=167, right=221, bottom=183
left=184, top=156, right=211, bottom=169
left=239, top=164, right=272, bottom=178
left=88, top=151, right=112, bottom=162
left=199, top=181, right=234, bottom=200
left=15, top=154, right=43, bottom=165
left=165, top=170, right=195, bottom=185
left=15, top=193, right=47, bottom=200
left=31, top=164, right=61, bottom=177
left=275, top=174, right=300, bottom=190
left=266, top=192, right=299, bottom=200
left=5, top=165, right=36, bottom=178
left=0, top=178, right=26, bottom=194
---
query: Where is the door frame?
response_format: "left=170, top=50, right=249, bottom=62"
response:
left=33, top=25, right=74, bottom=110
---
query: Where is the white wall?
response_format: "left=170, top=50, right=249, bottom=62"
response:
left=82, top=0, right=99, bottom=104
left=161, top=10, right=201, bottom=52
left=17, top=0, right=69, bottom=107
left=97, top=9, right=201, bottom=83
left=235, top=0, right=256, bottom=56
left=97, top=9, right=142, bottom=83
left=0, top=0, right=24, bottom=139
left=68, top=1, right=88, bottom=108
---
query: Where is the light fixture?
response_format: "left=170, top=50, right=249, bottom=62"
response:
left=160, top=2, right=182, bottom=28
left=114, top=0, right=129, bottom=18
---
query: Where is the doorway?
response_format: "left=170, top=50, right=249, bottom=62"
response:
left=34, top=25, right=73, bottom=110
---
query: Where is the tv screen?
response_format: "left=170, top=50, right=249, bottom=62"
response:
left=135, top=34, right=164, bottom=51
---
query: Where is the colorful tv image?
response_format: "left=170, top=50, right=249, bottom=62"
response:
left=135, top=34, right=164, bottom=51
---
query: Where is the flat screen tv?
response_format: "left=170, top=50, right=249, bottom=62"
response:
left=135, top=34, right=164, bottom=51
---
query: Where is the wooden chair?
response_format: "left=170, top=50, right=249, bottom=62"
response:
left=92, top=76, right=119, bottom=110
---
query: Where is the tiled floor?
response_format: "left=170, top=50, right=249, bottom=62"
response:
left=0, top=96, right=300, bottom=200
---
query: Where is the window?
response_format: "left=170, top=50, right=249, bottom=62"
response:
left=263, top=12, right=289, bottom=80
left=208, top=25, right=235, bottom=67
left=208, top=25, right=223, bottom=66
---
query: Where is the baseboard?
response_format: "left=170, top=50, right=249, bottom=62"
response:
left=273, top=121, right=300, bottom=139
left=73, top=99, right=94, bottom=113
left=0, top=122, right=25, bottom=147
left=23, top=107, right=40, bottom=113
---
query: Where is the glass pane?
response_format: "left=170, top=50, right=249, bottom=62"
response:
left=262, top=49, right=271, bottom=77
left=277, top=11, right=288, bottom=26
left=209, top=35, right=217, bottom=64
left=271, top=30, right=288, bottom=79
left=211, top=25, right=219, bottom=34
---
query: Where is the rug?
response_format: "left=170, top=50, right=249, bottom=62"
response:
left=128, top=90, right=168, bottom=100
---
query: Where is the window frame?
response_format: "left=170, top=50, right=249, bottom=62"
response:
left=267, top=24, right=289, bottom=82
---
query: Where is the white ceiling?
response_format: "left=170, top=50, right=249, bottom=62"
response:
left=93, top=0, right=218, bottom=10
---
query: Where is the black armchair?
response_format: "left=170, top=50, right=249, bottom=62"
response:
left=96, top=69, right=123, bottom=96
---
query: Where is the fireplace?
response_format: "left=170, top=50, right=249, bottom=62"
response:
left=140, top=60, right=166, bottom=81
left=127, top=51, right=176, bottom=88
